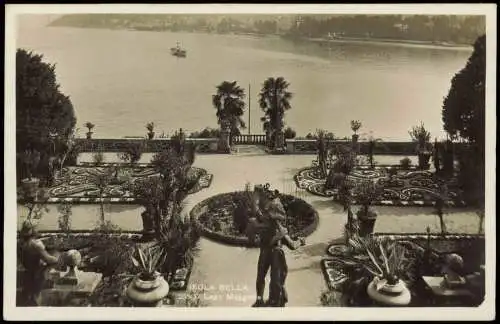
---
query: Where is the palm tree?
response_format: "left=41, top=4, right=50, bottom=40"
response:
left=212, top=81, right=246, bottom=145
left=259, top=77, right=293, bottom=149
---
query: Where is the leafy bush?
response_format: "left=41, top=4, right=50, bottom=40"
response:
left=118, top=141, right=144, bottom=164
left=400, top=157, right=412, bottom=170
left=190, top=127, right=221, bottom=138
left=284, top=127, right=296, bottom=139
left=93, top=150, right=105, bottom=165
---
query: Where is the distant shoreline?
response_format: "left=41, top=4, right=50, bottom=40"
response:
left=299, top=36, right=473, bottom=50
left=47, top=23, right=473, bottom=50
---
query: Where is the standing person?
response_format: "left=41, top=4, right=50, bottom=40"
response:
left=18, top=221, right=62, bottom=306
left=246, top=184, right=305, bottom=307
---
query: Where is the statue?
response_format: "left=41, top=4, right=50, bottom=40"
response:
left=246, top=184, right=305, bottom=307
left=17, top=221, right=63, bottom=306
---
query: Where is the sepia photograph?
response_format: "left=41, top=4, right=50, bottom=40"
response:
left=4, top=3, right=496, bottom=321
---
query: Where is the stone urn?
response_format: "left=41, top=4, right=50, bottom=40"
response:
left=86, top=131, right=93, bottom=139
left=147, top=132, right=155, bottom=140
left=126, top=272, right=170, bottom=307
left=367, top=276, right=411, bottom=306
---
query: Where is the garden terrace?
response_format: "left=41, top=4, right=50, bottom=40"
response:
left=17, top=154, right=481, bottom=307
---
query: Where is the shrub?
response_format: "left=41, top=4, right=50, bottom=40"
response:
left=400, top=157, right=412, bottom=170
left=284, top=127, right=296, bottom=139
left=118, top=141, right=144, bottom=164
left=190, top=127, right=221, bottom=138
left=93, top=150, right=105, bottom=165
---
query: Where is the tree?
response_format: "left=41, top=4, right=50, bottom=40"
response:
left=16, top=49, right=76, bottom=167
left=259, top=77, right=293, bottom=149
left=442, top=35, right=485, bottom=206
left=212, top=81, right=246, bottom=143
left=442, top=35, right=485, bottom=146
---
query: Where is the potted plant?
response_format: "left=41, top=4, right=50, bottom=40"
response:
left=409, top=122, right=431, bottom=170
left=146, top=122, right=155, bottom=140
left=84, top=122, right=95, bottom=139
left=330, top=235, right=415, bottom=306
left=126, top=245, right=169, bottom=307
left=20, top=149, right=41, bottom=198
left=350, top=120, right=362, bottom=148
left=353, top=180, right=382, bottom=236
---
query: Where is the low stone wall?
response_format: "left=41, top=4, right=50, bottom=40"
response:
left=286, top=139, right=419, bottom=155
left=75, top=138, right=220, bottom=153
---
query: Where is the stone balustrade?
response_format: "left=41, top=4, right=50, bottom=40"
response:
left=76, top=137, right=460, bottom=155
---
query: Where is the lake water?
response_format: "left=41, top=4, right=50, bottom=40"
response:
left=16, top=16, right=472, bottom=141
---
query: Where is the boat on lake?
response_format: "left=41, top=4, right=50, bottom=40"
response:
left=171, top=42, right=187, bottom=58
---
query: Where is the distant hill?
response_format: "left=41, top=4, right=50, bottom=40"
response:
left=49, top=14, right=485, bottom=45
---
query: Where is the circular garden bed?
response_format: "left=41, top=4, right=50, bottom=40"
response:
left=191, top=191, right=319, bottom=247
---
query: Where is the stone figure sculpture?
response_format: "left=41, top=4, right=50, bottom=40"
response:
left=246, top=184, right=305, bottom=307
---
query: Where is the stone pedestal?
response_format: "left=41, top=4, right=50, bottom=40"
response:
left=274, top=130, right=285, bottom=150
left=286, top=140, right=294, bottom=153
left=217, top=129, right=231, bottom=153
left=351, top=134, right=360, bottom=153
left=40, top=270, right=103, bottom=306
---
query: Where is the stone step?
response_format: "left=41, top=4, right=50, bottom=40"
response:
left=232, top=145, right=267, bottom=155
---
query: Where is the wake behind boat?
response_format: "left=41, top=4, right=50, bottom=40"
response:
left=171, top=42, right=187, bottom=58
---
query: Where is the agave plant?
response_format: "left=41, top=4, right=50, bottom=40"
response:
left=130, top=245, right=167, bottom=281
left=328, top=235, right=418, bottom=306
left=151, top=213, right=201, bottom=280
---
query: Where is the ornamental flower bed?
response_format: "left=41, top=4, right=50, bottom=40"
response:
left=192, top=191, right=319, bottom=247
left=295, top=166, right=465, bottom=207
left=17, top=166, right=213, bottom=204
